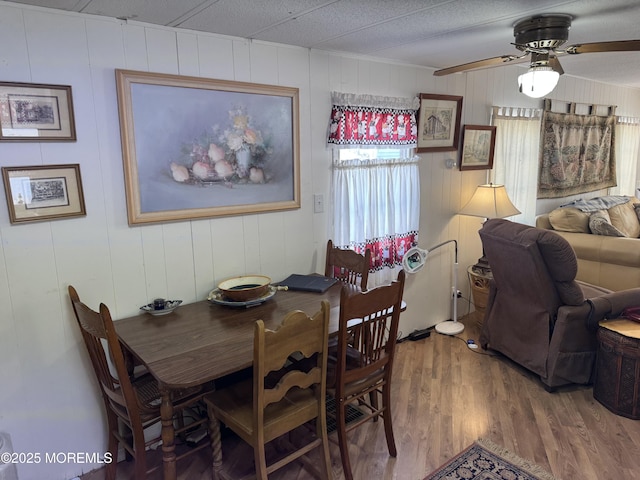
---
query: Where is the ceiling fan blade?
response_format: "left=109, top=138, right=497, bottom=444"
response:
left=433, top=54, right=526, bottom=76
left=566, top=39, right=640, bottom=54
left=549, top=55, right=564, bottom=75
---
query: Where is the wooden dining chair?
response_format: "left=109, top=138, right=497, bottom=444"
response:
left=325, top=239, right=371, bottom=289
left=326, top=270, right=405, bottom=480
left=204, top=301, right=333, bottom=480
left=68, top=285, right=208, bottom=480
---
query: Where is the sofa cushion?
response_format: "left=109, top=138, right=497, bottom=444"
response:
left=608, top=198, right=640, bottom=238
left=589, top=210, right=626, bottom=237
left=548, top=207, right=590, bottom=233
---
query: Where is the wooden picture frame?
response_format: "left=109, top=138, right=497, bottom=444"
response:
left=2, top=164, right=86, bottom=224
left=0, top=82, right=76, bottom=141
left=459, top=125, right=497, bottom=171
left=115, top=69, right=300, bottom=225
left=416, top=93, right=463, bottom=152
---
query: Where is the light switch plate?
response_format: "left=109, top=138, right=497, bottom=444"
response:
left=313, top=194, right=324, bottom=213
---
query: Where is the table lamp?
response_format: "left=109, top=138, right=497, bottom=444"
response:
left=459, top=183, right=520, bottom=275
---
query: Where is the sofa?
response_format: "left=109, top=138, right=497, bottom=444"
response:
left=536, top=196, right=640, bottom=291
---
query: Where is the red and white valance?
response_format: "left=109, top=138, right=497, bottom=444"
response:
left=327, top=92, right=420, bottom=148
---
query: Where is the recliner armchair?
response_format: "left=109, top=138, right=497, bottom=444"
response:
left=479, top=219, right=640, bottom=389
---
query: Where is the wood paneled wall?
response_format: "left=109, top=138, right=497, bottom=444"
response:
left=0, top=3, right=639, bottom=479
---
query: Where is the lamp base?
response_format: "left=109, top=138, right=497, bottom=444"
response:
left=471, top=255, right=492, bottom=276
left=435, top=320, right=465, bottom=335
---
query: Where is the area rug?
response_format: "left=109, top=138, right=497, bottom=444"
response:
left=424, top=438, right=558, bottom=480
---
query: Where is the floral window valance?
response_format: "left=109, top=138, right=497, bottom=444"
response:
left=538, top=100, right=617, bottom=199
left=327, top=92, right=420, bottom=148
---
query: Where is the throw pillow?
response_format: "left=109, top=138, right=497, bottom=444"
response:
left=608, top=198, right=640, bottom=238
left=589, top=210, right=626, bottom=237
left=548, top=207, right=590, bottom=233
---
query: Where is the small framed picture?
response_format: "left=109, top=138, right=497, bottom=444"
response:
left=459, top=125, right=497, bottom=171
left=2, top=164, right=86, bottom=224
left=416, top=93, right=463, bottom=152
left=0, top=81, right=76, bottom=141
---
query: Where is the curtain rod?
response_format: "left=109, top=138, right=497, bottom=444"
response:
left=544, top=99, right=617, bottom=116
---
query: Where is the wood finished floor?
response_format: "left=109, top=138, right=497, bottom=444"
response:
left=80, top=315, right=640, bottom=480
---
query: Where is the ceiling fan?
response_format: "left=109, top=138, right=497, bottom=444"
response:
left=434, top=14, right=640, bottom=97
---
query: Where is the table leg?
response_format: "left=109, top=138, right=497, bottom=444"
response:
left=208, top=408, right=223, bottom=480
left=160, top=386, right=177, bottom=480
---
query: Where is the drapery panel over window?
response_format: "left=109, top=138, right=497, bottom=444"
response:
left=328, top=92, right=420, bottom=287
left=538, top=101, right=617, bottom=199
left=327, top=92, right=420, bottom=148
left=610, top=116, right=640, bottom=196
left=491, top=106, right=542, bottom=226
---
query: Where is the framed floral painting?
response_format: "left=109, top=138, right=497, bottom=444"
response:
left=115, top=69, right=300, bottom=225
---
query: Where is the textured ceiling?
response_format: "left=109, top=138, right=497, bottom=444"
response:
left=8, top=0, right=640, bottom=89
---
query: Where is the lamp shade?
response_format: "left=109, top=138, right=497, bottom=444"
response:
left=518, top=66, right=559, bottom=98
left=459, top=184, right=520, bottom=219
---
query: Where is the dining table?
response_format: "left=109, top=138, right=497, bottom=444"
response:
left=115, top=280, right=350, bottom=480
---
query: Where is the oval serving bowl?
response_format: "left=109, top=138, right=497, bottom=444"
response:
left=218, top=275, right=271, bottom=302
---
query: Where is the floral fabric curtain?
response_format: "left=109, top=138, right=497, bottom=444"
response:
left=327, top=92, right=419, bottom=148
left=538, top=101, right=617, bottom=199
left=328, top=92, right=420, bottom=288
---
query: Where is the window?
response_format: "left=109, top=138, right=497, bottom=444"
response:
left=327, top=92, right=422, bottom=287
left=336, top=147, right=410, bottom=161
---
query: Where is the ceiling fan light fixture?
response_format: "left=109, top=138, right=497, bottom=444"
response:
left=518, top=66, right=559, bottom=98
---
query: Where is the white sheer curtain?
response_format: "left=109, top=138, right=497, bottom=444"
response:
left=328, top=92, right=421, bottom=288
left=490, top=106, right=542, bottom=226
left=332, top=155, right=420, bottom=288
left=610, top=117, right=640, bottom=196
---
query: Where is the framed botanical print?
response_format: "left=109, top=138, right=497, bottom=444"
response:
left=0, top=82, right=76, bottom=141
left=2, top=164, right=86, bottom=223
left=459, top=125, right=497, bottom=171
left=416, top=93, right=463, bottom=152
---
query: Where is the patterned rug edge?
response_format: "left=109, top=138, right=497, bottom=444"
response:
left=476, top=438, right=558, bottom=480
left=424, top=438, right=559, bottom=480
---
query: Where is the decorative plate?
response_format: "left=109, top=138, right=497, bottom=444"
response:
left=208, top=285, right=277, bottom=308
left=140, top=300, right=183, bottom=316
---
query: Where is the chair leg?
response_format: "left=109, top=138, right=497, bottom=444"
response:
left=133, top=453, right=146, bottom=480
left=132, top=425, right=147, bottom=480
left=316, top=409, right=333, bottom=480
left=381, top=382, right=397, bottom=457
left=123, top=423, right=134, bottom=462
left=336, top=398, right=354, bottom=480
left=253, top=439, right=269, bottom=480
left=105, top=415, right=119, bottom=480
